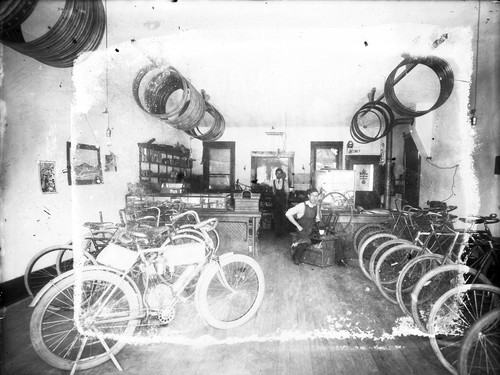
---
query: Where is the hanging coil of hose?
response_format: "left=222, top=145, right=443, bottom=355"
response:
left=384, top=55, right=454, bottom=117
left=0, top=0, right=106, bottom=68
left=185, top=101, right=226, bottom=141
left=132, top=64, right=207, bottom=131
left=350, top=101, right=395, bottom=144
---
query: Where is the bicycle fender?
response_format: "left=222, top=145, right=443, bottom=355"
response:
left=28, top=265, right=138, bottom=308
left=200, top=252, right=235, bottom=275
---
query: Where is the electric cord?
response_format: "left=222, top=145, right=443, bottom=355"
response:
left=425, top=158, right=459, bottom=202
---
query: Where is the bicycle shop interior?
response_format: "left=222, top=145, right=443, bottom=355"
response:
left=1, top=1, right=499, bottom=375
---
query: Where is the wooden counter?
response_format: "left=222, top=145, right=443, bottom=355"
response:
left=194, top=209, right=261, bottom=256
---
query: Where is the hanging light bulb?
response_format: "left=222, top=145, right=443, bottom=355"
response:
left=106, top=126, right=112, bottom=138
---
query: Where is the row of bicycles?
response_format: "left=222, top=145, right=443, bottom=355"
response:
left=352, top=201, right=500, bottom=375
left=25, top=202, right=265, bottom=374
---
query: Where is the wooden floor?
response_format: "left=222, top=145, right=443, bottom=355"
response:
left=0, top=230, right=450, bottom=375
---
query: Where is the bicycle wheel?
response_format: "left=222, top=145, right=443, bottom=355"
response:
left=410, top=264, right=492, bottom=333
left=195, top=254, right=265, bottom=329
left=427, top=284, right=500, bottom=375
left=395, top=254, right=449, bottom=316
left=457, top=308, right=500, bottom=375
left=357, top=232, right=397, bottom=280
left=30, top=268, right=140, bottom=371
left=368, top=238, right=412, bottom=281
left=373, top=243, right=426, bottom=304
left=352, top=223, right=389, bottom=254
left=319, top=192, right=354, bottom=233
left=24, top=245, right=97, bottom=297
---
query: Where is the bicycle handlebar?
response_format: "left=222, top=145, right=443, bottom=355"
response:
left=170, top=210, right=201, bottom=223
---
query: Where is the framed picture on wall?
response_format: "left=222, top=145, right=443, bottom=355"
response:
left=66, top=142, right=103, bottom=185
left=39, top=161, right=57, bottom=193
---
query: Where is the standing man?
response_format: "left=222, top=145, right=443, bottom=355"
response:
left=272, top=168, right=289, bottom=237
left=286, top=188, right=322, bottom=265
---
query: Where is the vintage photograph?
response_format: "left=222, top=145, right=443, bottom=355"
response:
left=38, top=161, right=57, bottom=194
left=1, top=1, right=499, bottom=375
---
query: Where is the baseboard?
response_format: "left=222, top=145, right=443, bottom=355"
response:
left=0, top=275, right=29, bottom=307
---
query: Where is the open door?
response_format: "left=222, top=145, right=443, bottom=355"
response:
left=345, top=155, right=382, bottom=209
left=403, top=134, right=421, bottom=207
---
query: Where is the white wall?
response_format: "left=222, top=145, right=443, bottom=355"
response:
left=1, top=1, right=499, bottom=284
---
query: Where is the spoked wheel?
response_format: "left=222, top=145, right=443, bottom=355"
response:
left=357, top=232, right=397, bottom=280
left=24, top=245, right=96, bottom=297
left=410, top=264, right=492, bottom=333
left=30, top=268, right=141, bottom=371
left=352, top=223, right=389, bottom=254
left=319, top=192, right=354, bottom=233
left=427, top=284, right=500, bottom=375
left=457, top=308, right=500, bottom=375
left=195, top=254, right=265, bottom=329
left=395, top=254, right=449, bottom=316
left=368, top=238, right=412, bottom=281
left=373, top=243, right=427, bottom=304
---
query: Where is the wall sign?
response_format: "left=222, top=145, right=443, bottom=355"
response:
left=353, top=164, right=374, bottom=191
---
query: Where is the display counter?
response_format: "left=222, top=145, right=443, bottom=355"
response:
left=125, top=194, right=261, bottom=256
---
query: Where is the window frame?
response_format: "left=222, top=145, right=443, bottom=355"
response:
left=202, top=141, right=235, bottom=192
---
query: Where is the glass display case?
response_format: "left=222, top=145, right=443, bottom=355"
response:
left=126, top=193, right=230, bottom=210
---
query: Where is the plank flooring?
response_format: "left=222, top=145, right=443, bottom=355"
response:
left=0, top=230, right=450, bottom=375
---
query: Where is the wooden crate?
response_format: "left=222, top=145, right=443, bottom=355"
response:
left=299, top=235, right=342, bottom=267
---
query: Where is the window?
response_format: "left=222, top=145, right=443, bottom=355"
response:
left=203, top=141, right=235, bottom=191
left=310, top=141, right=343, bottom=187
left=250, top=151, right=294, bottom=186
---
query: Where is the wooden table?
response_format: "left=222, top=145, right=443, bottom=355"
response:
left=195, top=209, right=261, bottom=256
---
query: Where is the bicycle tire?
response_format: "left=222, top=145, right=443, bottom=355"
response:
left=357, top=232, right=398, bottom=280
left=373, top=243, right=426, bottom=304
left=457, top=307, right=500, bottom=375
left=195, top=254, right=265, bottom=329
left=319, top=192, right=354, bottom=233
left=427, top=284, right=500, bottom=375
left=410, top=264, right=492, bottom=333
left=30, top=268, right=140, bottom=371
left=352, top=223, right=389, bottom=254
left=24, top=245, right=96, bottom=297
left=368, top=238, right=413, bottom=281
left=395, top=253, right=449, bottom=316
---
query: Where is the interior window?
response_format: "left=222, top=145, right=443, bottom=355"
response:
left=310, top=141, right=343, bottom=187
left=203, top=141, right=235, bottom=191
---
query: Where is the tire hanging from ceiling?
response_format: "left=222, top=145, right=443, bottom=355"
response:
left=349, top=55, right=454, bottom=144
left=0, top=0, right=106, bottom=68
left=132, top=63, right=226, bottom=140
left=384, top=55, right=455, bottom=117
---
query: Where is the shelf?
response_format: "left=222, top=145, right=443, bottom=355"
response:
left=138, top=142, right=192, bottom=192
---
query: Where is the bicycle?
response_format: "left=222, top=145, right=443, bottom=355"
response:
left=29, top=211, right=265, bottom=372
left=427, top=284, right=500, bottom=375
left=457, top=307, right=500, bottom=375
left=24, top=221, right=118, bottom=297
left=357, top=204, right=439, bottom=281
left=405, top=215, right=499, bottom=331
left=369, top=207, right=460, bottom=303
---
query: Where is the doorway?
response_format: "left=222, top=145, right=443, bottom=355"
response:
left=403, top=134, right=421, bottom=207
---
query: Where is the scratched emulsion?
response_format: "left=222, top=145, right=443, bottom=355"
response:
left=70, top=20, right=476, bottom=350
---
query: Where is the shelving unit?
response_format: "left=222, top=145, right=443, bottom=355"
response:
left=138, top=142, right=192, bottom=189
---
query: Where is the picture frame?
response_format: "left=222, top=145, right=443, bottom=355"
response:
left=67, top=142, right=103, bottom=185
left=39, top=160, right=57, bottom=193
